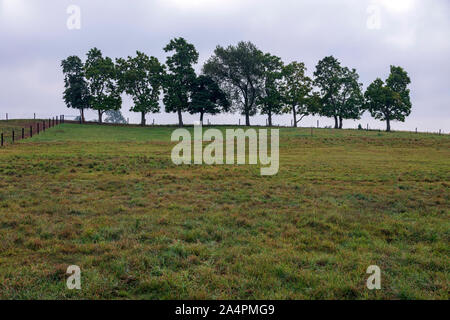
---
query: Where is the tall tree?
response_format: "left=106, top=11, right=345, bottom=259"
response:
left=314, top=56, right=342, bottom=128
left=203, top=41, right=266, bottom=126
left=188, top=75, right=230, bottom=123
left=314, top=56, right=364, bottom=129
left=61, top=56, right=89, bottom=122
left=365, top=66, right=411, bottom=132
left=336, top=67, right=364, bottom=129
left=117, top=51, right=165, bottom=126
left=85, top=48, right=122, bottom=124
left=280, top=61, right=314, bottom=127
left=257, top=54, right=284, bottom=127
left=163, top=38, right=199, bottom=127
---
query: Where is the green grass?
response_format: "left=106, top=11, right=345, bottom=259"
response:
left=0, top=123, right=448, bottom=299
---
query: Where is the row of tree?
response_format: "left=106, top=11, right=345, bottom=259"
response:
left=62, top=38, right=412, bottom=131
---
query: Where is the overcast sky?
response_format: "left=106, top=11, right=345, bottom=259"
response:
left=1, top=0, right=449, bottom=131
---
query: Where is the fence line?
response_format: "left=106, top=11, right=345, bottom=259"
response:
left=0, top=115, right=65, bottom=147
left=1, top=113, right=447, bottom=142
left=61, top=118, right=447, bottom=135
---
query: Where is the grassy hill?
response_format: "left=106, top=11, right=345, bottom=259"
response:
left=0, top=123, right=448, bottom=299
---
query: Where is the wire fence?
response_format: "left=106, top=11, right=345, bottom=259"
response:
left=0, top=115, right=65, bottom=147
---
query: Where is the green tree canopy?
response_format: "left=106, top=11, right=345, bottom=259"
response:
left=280, top=61, right=315, bottom=127
left=189, top=75, right=230, bottom=123
left=163, top=38, right=199, bottom=127
left=336, top=67, right=364, bottom=129
left=85, top=48, right=122, bottom=124
left=257, top=54, right=284, bottom=127
left=314, top=56, right=341, bottom=128
left=61, top=56, right=89, bottom=122
left=117, top=51, right=165, bottom=126
left=365, top=66, right=411, bottom=132
left=314, top=56, right=364, bottom=129
left=203, top=41, right=266, bottom=126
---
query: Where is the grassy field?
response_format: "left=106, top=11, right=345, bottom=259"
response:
left=0, top=123, right=448, bottom=299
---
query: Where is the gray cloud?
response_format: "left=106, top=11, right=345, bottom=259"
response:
left=0, top=0, right=449, bottom=132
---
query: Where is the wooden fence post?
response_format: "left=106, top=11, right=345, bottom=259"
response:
left=30, top=126, right=33, bottom=138
left=12, top=130, right=14, bottom=143
left=22, top=128, right=24, bottom=139
left=43, top=121, right=45, bottom=131
left=37, top=123, right=40, bottom=134
left=1, top=133, right=3, bottom=146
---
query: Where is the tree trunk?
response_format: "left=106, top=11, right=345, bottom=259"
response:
left=245, top=112, right=250, bottom=126
left=268, top=111, right=272, bottom=127
left=386, top=117, right=391, bottom=132
left=200, top=112, right=204, bottom=125
left=98, top=110, right=103, bottom=124
left=141, top=112, right=146, bottom=126
left=80, top=108, right=85, bottom=123
left=292, top=106, right=297, bottom=128
left=177, top=108, right=183, bottom=127
left=333, top=115, right=338, bottom=129
left=339, top=116, right=343, bottom=129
